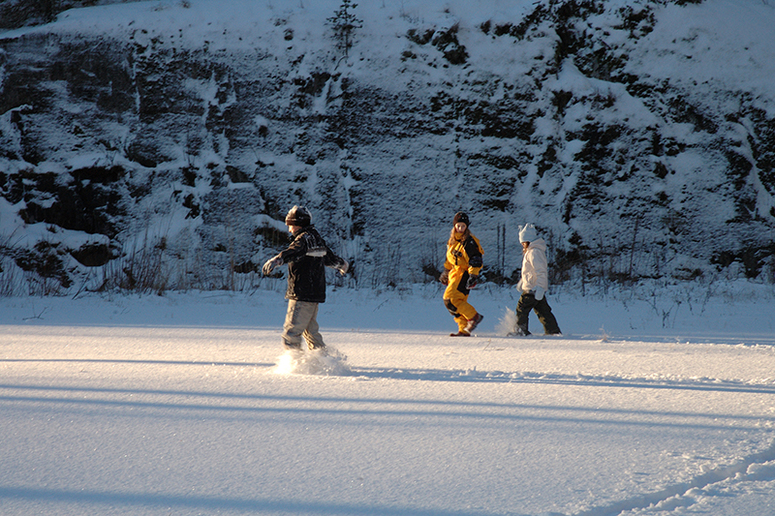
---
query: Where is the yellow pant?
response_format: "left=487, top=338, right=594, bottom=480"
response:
left=443, top=270, right=477, bottom=332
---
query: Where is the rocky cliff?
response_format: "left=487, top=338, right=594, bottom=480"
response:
left=1, top=0, right=774, bottom=295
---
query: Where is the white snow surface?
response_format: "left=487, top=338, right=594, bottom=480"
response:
left=2, top=1, right=775, bottom=514
left=2, top=282, right=775, bottom=516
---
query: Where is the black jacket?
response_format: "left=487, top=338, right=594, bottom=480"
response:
left=278, top=226, right=345, bottom=303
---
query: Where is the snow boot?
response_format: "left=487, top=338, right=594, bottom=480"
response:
left=464, top=313, right=484, bottom=334
left=508, top=326, right=531, bottom=337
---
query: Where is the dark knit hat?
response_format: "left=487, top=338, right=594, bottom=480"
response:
left=453, top=212, right=470, bottom=226
left=285, top=205, right=312, bottom=226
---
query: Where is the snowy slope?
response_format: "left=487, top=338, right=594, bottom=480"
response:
left=1, top=0, right=775, bottom=294
left=1, top=286, right=774, bottom=515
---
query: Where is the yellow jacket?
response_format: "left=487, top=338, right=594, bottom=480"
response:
left=444, top=233, right=484, bottom=280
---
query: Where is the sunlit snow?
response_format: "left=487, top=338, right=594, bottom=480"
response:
left=1, top=283, right=774, bottom=516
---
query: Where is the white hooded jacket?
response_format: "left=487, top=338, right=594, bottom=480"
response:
left=517, top=238, right=549, bottom=293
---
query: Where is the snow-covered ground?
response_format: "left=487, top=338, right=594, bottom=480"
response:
left=1, top=283, right=774, bottom=515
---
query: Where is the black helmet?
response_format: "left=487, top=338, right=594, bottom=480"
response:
left=285, top=205, right=312, bottom=226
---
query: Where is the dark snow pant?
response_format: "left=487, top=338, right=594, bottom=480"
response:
left=516, top=292, right=561, bottom=335
left=282, top=300, right=325, bottom=350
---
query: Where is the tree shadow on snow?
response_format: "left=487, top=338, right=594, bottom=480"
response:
left=0, top=485, right=501, bottom=516
left=348, top=366, right=775, bottom=395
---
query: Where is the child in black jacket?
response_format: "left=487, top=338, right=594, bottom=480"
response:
left=262, top=206, right=348, bottom=351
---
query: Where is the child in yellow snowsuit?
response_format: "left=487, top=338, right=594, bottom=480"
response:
left=440, top=212, right=484, bottom=336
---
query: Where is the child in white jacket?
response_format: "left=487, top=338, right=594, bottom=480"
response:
left=513, top=224, right=562, bottom=336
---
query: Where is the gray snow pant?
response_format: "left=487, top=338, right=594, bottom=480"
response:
left=282, top=299, right=325, bottom=350
left=516, top=292, right=561, bottom=335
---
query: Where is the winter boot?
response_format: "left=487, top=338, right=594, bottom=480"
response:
left=464, top=313, right=484, bottom=334
left=508, top=325, right=531, bottom=337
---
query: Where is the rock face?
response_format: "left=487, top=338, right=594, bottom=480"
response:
left=1, top=0, right=774, bottom=295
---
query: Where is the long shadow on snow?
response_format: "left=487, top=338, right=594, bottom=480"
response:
left=0, top=485, right=504, bottom=516
left=0, top=358, right=273, bottom=367
left=0, top=382, right=771, bottom=432
left=348, top=366, right=775, bottom=395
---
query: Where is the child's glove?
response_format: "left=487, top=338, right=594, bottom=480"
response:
left=466, top=275, right=479, bottom=289
left=534, top=286, right=545, bottom=300
left=262, top=255, right=283, bottom=275
left=439, top=269, right=449, bottom=285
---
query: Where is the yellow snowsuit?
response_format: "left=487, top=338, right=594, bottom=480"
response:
left=443, top=232, right=484, bottom=333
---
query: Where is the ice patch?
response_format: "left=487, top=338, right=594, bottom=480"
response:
left=273, top=347, right=351, bottom=376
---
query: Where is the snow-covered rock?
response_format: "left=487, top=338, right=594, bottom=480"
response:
left=1, top=0, right=774, bottom=294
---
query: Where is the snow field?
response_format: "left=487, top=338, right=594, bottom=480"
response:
left=1, top=288, right=774, bottom=515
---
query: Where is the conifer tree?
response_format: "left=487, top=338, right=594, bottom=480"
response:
left=327, top=0, right=362, bottom=58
